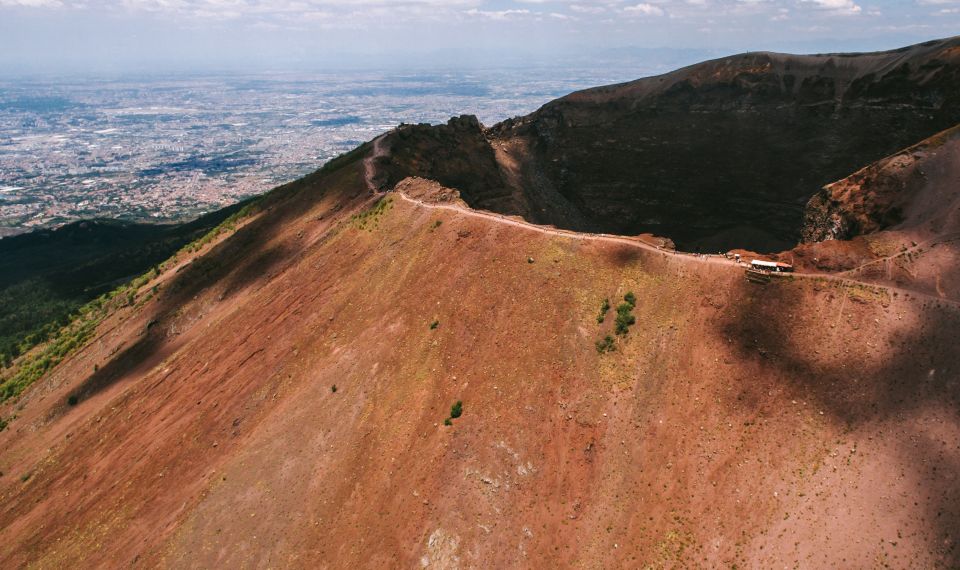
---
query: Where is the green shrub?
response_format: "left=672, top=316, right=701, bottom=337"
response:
left=444, top=418, right=452, bottom=426
left=595, top=335, right=616, bottom=353
left=67, top=395, right=78, bottom=406
left=615, top=302, right=636, bottom=336
left=624, top=291, right=636, bottom=307
left=450, top=400, right=463, bottom=419
left=430, top=320, right=440, bottom=330
left=331, top=384, right=337, bottom=393
left=597, top=298, right=610, bottom=323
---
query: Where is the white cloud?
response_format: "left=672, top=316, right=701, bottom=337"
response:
left=570, top=4, right=605, bottom=14
left=802, top=0, right=861, bottom=15
left=464, top=7, right=531, bottom=19
left=623, top=3, right=665, bottom=16
left=100, top=0, right=487, bottom=24
left=0, top=0, right=63, bottom=6
left=2, top=0, right=948, bottom=45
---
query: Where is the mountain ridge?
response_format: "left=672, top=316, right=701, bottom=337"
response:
left=354, top=34, right=960, bottom=252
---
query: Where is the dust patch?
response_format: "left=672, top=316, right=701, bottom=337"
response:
left=421, top=528, right=461, bottom=569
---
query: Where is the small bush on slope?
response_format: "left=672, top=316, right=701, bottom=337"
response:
left=445, top=400, right=464, bottom=425
left=595, top=335, right=616, bottom=353
left=597, top=298, right=610, bottom=324
left=615, top=292, right=637, bottom=336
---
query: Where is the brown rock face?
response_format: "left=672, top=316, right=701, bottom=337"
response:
left=791, top=123, right=960, bottom=299
left=377, top=116, right=515, bottom=210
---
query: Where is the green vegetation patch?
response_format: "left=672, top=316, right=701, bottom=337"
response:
left=595, top=335, right=616, bottom=354
left=351, top=197, right=393, bottom=231
left=614, top=292, right=637, bottom=336
left=445, top=400, right=463, bottom=426
left=843, top=282, right=891, bottom=306
left=0, top=291, right=112, bottom=402
left=0, top=258, right=170, bottom=404
left=597, top=298, right=610, bottom=324
left=0, top=200, right=257, bottom=370
left=177, top=198, right=263, bottom=256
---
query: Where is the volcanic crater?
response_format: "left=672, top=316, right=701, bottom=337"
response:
left=373, top=36, right=960, bottom=253
left=2, top=36, right=960, bottom=569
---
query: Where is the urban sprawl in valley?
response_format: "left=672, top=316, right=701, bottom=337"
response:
left=0, top=66, right=665, bottom=237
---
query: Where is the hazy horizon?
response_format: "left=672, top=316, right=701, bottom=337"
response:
left=1, top=0, right=957, bottom=76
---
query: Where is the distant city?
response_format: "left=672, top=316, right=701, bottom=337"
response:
left=0, top=64, right=677, bottom=237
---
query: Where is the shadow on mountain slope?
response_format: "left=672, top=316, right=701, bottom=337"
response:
left=720, top=277, right=960, bottom=566
left=50, top=150, right=371, bottom=415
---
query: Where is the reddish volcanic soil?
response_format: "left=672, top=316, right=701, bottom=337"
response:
left=795, top=123, right=960, bottom=302
left=1, top=145, right=959, bottom=568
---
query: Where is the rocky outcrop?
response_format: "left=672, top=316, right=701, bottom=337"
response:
left=377, top=116, right=521, bottom=214
left=801, top=123, right=960, bottom=243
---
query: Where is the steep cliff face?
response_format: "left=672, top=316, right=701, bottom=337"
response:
left=373, top=116, right=520, bottom=213
left=802, top=123, right=960, bottom=242
left=486, top=36, right=960, bottom=252
left=373, top=116, right=591, bottom=231
left=791, top=123, right=960, bottom=299
left=352, top=37, right=960, bottom=253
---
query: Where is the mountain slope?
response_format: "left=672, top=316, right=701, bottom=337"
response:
left=1, top=147, right=958, bottom=567
left=2, top=38, right=960, bottom=568
left=803, top=123, right=960, bottom=241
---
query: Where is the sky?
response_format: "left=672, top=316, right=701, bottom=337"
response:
left=0, top=0, right=957, bottom=74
